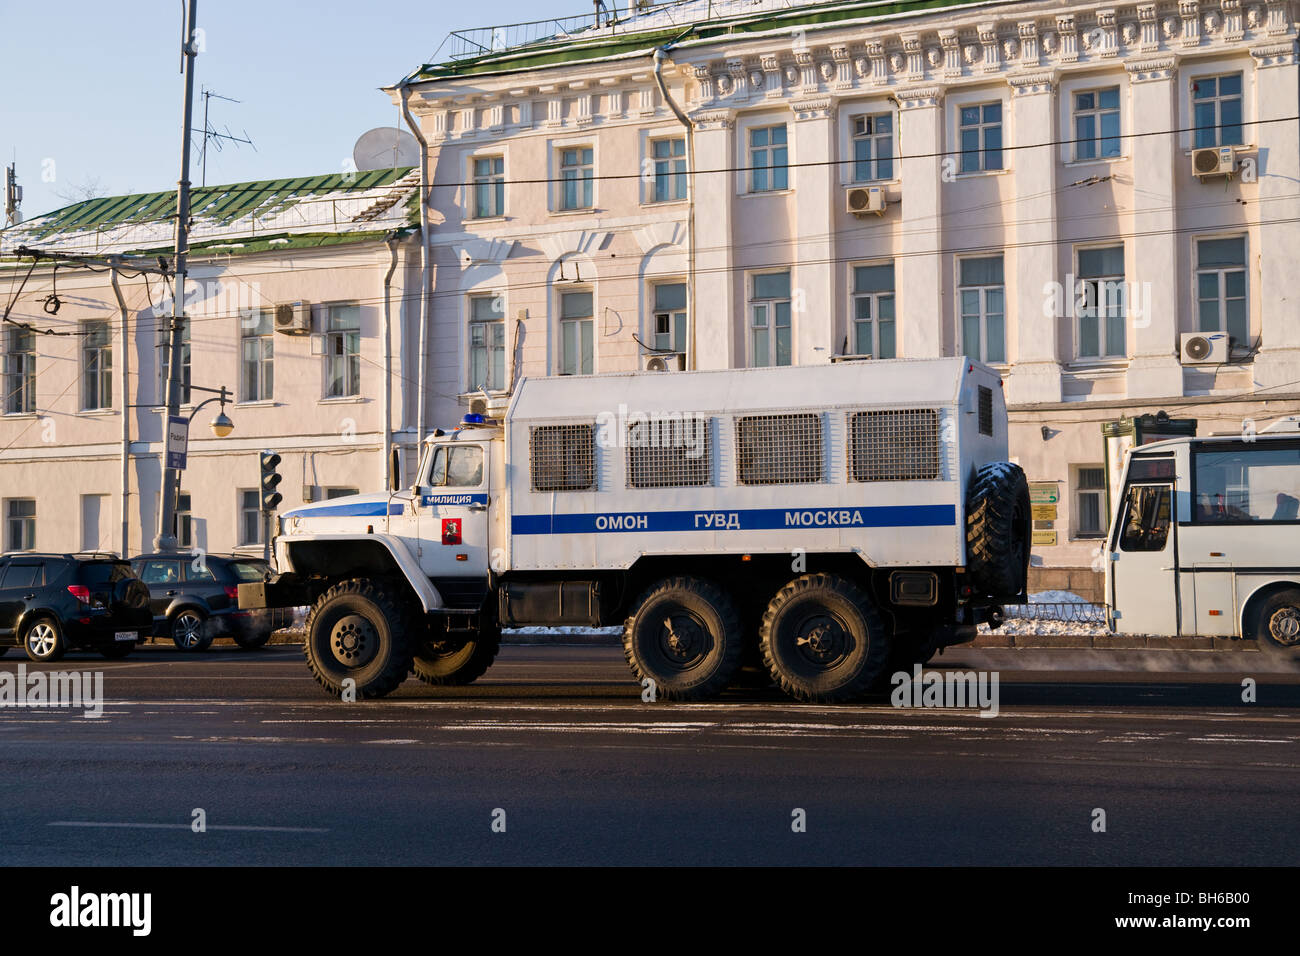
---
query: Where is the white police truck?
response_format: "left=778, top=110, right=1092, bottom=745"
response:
left=239, top=357, right=1030, bottom=702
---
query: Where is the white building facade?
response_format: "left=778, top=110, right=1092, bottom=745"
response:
left=397, top=0, right=1300, bottom=595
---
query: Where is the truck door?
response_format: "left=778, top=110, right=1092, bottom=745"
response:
left=420, top=442, right=491, bottom=583
left=1109, top=482, right=1179, bottom=635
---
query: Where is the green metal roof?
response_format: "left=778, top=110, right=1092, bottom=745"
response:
left=18, top=167, right=414, bottom=241
left=415, top=0, right=999, bottom=80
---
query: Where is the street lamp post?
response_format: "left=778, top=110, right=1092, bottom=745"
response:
left=157, top=384, right=234, bottom=551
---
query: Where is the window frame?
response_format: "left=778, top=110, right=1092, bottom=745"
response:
left=240, top=309, right=275, bottom=403
left=5, top=498, right=36, bottom=552
left=158, top=319, right=192, bottom=406
left=3, top=326, right=36, bottom=415
left=557, top=287, right=594, bottom=376
left=1075, top=244, right=1127, bottom=362
left=956, top=100, right=1004, bottom=174
left=323, top=302, right=362, bottom=399
left=1194, top=234, right=1249, bottom=348
left=1190, top=71, right=1244, bottom=149
left=850, top=112, right=896, bottom=183
left=556, top=145, right=595, bottom=211
left=648, top=135, right=687, bottom=204
left=469, top=153, right=506, bottom=219
left=850, top=261, right=897, bottom=359
left=649, top=280, right=688, bottom=356
left=468, top=292, right=507, bottom=392
left=747, top=123, right=789, bottom=193
left=238, top=489, right=262, bottom=546
left=749, top=271, right=793, bottom=368
left=81, top=319, right=113, bottom=412
left=957, top=255, right=1007, bottom=365
left=1073, top=465, right=1108, bottom=539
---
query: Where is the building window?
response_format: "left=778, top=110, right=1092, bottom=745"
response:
left=239, top=490, right=261, bottom=546
left=958, top=102, right=1003, bottom=172
left=1196, top=236, right=1248, bottom=345
left=325, top=487, right=359, bottom=500
left=4, top=327, right=35, bottom=414
left=651, top=282, right=687, bottom=355
left=651, top=138, right=687, bottom=202
left=80, top=320, right=112, bottom=411
left=749, top=124, right=788, bottom=192
left=750, top=271, right=792, bottom=367
left=175, top=491, right=192, bottom=549
left=1077, top=246, right=1126, bottom=359
left=471, top=155, right=504, bottom=218
left=852, top=113, right=894, bottom=182
left=5, top=499, right=35, bottom=551
left=1073, top=87, right=1121, bottom=160
left=241, top=310, right=274, bottom=401
left=158, top=320, right=192, bottom=405
left=851, top=263, right=896, bottom=359
left=559, top=147, right=593, bottom=210
left=1074, top=466, right=1107, bottom=538
left=1192, top=73, right=1243, bottom=148
left=559, top=290, right=593, bottom=375
left=958, top=256, right=1006, bottom=364
left=469, top=294, right=506, bottom=391
left=325, top=304, right=361, bottom=398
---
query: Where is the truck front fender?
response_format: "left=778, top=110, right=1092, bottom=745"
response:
left=278, top=533, right=445, bottom=613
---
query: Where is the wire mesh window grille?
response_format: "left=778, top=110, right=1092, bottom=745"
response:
left=627, top=416, right=711, bottom=488
left=978, top=386, right=994, bottom=436
left=530, top=424, right=596, bottom=492
left=848, top=409, right=941, bottom=482
left=735, top=413, right=823, bottom=485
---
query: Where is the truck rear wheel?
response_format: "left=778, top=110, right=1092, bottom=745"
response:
left=623, top=576, right=742, bottom=701
left=966, top=462, right=1032, bottom=597
left=304, top=578, right=413, bottom=700
left=412, top=616, right=501, bottom=686
left=759, top=573, right=890, bottom=703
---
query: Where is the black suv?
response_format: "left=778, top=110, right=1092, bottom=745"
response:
left=130, top=553, right=273, bottom=651
left=0, top=553, right=152, bottom=661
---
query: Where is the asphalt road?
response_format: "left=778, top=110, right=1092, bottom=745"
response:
left=1, top=643, right=1297, bottom=866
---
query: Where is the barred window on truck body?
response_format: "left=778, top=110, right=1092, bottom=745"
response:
left=978, top=386, right=994, bottom=436
left=735, top=413, right=823, bottom=485
left=627, top=416, right=712, bottom=488
left=530, top=423, right=596, bottom=491
left=848, top=408, right=941, bottom=481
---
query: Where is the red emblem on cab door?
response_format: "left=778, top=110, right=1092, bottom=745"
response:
left=442, top=518, right=462, bottom=545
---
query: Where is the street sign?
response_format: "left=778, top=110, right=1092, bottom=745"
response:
left=1028, top=482, right=1059, bottom=504
left=1032, top=530, right=1058, bottom=546
left=166, top=415, right=189, bottom=470
left=1031, top=503, right=1058, bottom=521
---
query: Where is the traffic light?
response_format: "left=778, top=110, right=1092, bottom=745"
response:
left=259, top=451, right=283, bottom=511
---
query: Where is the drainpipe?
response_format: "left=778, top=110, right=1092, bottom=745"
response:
left=399, top=79, right=432, bottom=447
left=654, top=47, right=697, bottom=369
left=109, top=262, right=130, bottom=557
left=382, top=231, right=400, bottom=489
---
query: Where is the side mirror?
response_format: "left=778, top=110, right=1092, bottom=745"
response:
left=389, top=447, right=401, bottom=493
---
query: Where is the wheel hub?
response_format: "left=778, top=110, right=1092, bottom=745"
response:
left=659, top=614, right=704, bottom=665
left=331, top=614, right=379, bottom=666
left=794, top=615, right=847, bottom=666
left=1270, top=608, right=1300, bottom=645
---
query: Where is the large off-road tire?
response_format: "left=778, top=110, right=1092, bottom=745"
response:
left=1254, top=589, right=1300, bottom=649
left=23, top=617, right=66, bottom=663
left=623, top=576, right=742, bottom=701
left=169, top=608, right=213, bottom=651
left=233, top=631, right=271, bottom=650
left=303, top=578, right=413, bottom=699
left=759, top=573, right=890, bottom=703
left=411, top=614, right=501, bottom=686
left=966, top=462, right=1032, bottom=597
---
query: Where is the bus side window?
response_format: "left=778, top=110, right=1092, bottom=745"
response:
left=1120, top=485, right=1171, bottom=552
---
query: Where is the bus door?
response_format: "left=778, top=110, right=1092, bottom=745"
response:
left=1109, top=481, right=1179, bottom=636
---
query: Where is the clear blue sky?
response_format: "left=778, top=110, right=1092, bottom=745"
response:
left=0, top=0, right=577, bottom=219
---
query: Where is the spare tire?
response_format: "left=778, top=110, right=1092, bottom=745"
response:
left=966, top=462, right=1031, bottom=597
left=113, top=577, right=151, bottom=611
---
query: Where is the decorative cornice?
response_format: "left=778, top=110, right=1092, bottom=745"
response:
left=791, top=95, right=835, bottom=121
left=895, top=85, right=943, bottom=109
left=1250, top=38, right=1299, bottom=64
left=1008, top=70, right=1057, bottom=95
left=690, top=108, right=734, bottom=131
left=1125, top=53, right=1179, bottom=81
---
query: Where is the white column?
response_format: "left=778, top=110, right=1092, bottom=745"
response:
left=896, top=86, right=945, bottom=357
left=1125, top=57, right=1184, bottom=398
left=791, top=96, right=836, bottom=364
left=1250, top=39, right=1300, bottom=389
left=691, top=110, right=735, bottom=368
left=1006, top=71, right=1062, bottom=404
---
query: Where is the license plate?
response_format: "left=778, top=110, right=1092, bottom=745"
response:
left=114, top=631, right=137, bottom=642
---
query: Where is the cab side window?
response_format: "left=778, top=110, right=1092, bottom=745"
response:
left=1119, top=485, right=1171, bottom=552
left=428, top=446, right=483, bottom=488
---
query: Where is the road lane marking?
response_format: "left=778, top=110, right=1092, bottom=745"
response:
left=49, top=821, right=328, bottom=833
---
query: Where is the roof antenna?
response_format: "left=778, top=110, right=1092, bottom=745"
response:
left=197, top=87, right=256, bottom=187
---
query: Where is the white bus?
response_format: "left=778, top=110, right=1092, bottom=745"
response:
left=1105, top=420, right=1300, bottom=646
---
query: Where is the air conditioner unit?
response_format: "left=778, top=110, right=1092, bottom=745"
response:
left=274, top=301, right=312, bottom=335
left=1192, top=146, right=1236, bottom=179
left=645, top=352, right=686, bottom=371
left=1181, top=331, right=1229, bottom=364
left=846, top=185, right=887, bottom=216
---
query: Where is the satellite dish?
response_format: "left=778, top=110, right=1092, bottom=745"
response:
left=352, top=127, right=420, bottom=171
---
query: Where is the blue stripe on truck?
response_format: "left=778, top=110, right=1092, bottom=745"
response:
left=285, top=501, right=401, bottom=518
left=511, top=504, right=956, bottom=535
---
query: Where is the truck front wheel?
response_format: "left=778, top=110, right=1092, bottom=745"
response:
left=759, top=573, right=890, bottom=703
left=623, top=576, right=742, bottom=701
left=412, top=615, right=501, bottom=686
left=304, top=578, right=413, bottom=699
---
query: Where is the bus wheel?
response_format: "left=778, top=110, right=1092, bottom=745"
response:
left=1255, top=590, right=1300, bottom=649
left=760, top=573, right=890, bottom=703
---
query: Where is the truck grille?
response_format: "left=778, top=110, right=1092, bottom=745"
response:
left=848, top=408, right=941, bottom=481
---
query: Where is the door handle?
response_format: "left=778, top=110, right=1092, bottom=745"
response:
left=468, top=503, right=487, bottom=512
left=166, top=590, right=178, bottom=596
left=23, top=593, right=35, bottom=600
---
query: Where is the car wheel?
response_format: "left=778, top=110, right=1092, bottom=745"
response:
left=169, top=609, right=212, bottom=651
left=1255, top=589, right=1300, bottom=649
left=24, top=617, right=66, bottom=663
left=232, top=631, right=270, bottom=650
